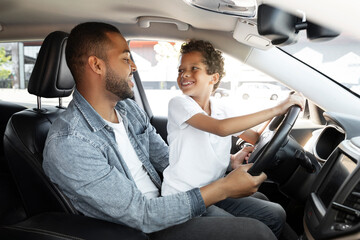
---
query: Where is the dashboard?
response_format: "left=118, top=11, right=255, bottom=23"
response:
left=304, top=112, right=360, bottom=240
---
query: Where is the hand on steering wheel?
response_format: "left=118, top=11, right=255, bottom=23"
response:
left=247, top=105, right=301, bottom=176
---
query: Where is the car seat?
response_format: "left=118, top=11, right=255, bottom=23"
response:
left=0, top=101, right=27, bottom=225
left=3, top=31, right=77, bottom=217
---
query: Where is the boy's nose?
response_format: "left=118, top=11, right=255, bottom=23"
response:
left=182, top=72, right=190, bottom=78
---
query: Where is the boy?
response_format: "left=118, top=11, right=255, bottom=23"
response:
left=161, top=39, right=304, bottom=238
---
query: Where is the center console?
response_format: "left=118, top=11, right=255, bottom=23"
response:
left=304, top=137, right=360, bottom=240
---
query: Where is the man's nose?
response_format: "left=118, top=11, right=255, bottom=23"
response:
left=130, top=59, right=137, bottom=72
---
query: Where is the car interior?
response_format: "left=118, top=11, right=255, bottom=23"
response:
left=0, top=0, right=360, bottom=239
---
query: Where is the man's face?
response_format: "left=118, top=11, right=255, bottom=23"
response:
left=105, top=62, right=134, bottom=99
left=104, top=32, right=137, bottom=100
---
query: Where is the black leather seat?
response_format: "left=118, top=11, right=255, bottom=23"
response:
left=4, top=31, right=77, bottom=217
left=1, top=31, right=148, bottom=239
left=0, top=101, right=27, bottom=225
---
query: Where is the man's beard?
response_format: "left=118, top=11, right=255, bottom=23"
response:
left=105, top=65, right=134, bottom=100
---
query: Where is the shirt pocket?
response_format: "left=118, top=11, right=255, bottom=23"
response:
left=135, top=126, right=150, bottom=156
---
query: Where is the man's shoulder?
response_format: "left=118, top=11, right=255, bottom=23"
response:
left=48, top=103, right=83, bottom=137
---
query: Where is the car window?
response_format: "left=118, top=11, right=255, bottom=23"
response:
left=130, top=40, right=293, bottom=117
left=0, top=41, right=72, bottom=108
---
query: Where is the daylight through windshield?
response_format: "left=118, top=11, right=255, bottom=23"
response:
left=281, top=31, right=360, bottom=96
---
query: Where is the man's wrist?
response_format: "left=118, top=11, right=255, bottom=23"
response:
left=200, top=178, right=228, bottom=207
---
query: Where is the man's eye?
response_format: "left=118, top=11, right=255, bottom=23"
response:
left=178, top=69, right=184, bottom=73
left=192, top=67, right=198, bottom=70
left=124, top=58, right=130, bottom=63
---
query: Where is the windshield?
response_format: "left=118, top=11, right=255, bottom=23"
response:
left=281, top=31, right=360, bottom=96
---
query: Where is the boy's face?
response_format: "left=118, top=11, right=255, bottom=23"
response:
left=177, top=51, right=218, bottom=99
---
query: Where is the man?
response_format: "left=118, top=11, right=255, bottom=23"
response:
left=43, top=22, right=278, bottom=239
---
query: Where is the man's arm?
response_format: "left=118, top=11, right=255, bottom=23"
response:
left=43, top=134, right=203, bottom=234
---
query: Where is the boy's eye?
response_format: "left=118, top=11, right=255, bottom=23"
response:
left=178, top=69, right=184, bottom=73
left=192, top=66, right=198, bottom=70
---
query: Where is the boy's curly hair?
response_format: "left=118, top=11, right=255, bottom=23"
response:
left=180, top=39, right=225, bottom=91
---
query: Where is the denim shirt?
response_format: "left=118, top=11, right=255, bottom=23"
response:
left=43, top=89, right=206, bottom=233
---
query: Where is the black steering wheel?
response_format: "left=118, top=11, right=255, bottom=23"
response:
left=247, top=105, right=301, bottom=176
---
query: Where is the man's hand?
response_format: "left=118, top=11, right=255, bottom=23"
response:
left=230, top=146, right=254, bottom=169
left=200, top=164, right=267, bottom=207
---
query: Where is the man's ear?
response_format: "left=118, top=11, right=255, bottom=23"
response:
left=88, top=56, right=104, bottom=75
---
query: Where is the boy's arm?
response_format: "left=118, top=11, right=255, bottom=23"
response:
left=187, top=92, right=304, bottom=137
left=187, top=106, right=278, bottom=137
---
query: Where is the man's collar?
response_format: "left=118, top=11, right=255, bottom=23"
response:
left=73, top=89, right=108, bottom=132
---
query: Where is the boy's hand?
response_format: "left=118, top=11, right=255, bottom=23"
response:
left=277, top=91, right=305, bottom=115
left=230, top=146, right=254, bottom=169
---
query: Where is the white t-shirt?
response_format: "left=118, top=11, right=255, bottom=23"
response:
left=161, top=95, right=241, bottom=196
left=105, top=111, right=159, bottom=199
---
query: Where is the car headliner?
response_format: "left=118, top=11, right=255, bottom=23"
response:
left=0, top=0, right=359, bottom=41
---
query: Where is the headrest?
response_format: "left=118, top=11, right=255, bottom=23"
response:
left=28, top=31, right=75, bottom=98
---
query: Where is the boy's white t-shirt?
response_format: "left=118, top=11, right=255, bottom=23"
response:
left=105, top=111, right=159, bottom=199
left=161, top=95, right=241, bottom=196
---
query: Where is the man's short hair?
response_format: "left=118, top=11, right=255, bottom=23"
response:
left=180, top=39, right=225, bottom=91
left=65, top=22, right=121, bottom=83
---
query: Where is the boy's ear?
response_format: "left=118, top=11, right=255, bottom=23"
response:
left=210, top=73, right=220, bottom=85
left=88, top=56, right=104, bottom=75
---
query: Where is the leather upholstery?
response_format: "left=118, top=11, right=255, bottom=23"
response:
left=0, top=102, right=27, bottom=225
left=0, top=102, right=26, bottom=173
left=28, top=31, right=74, bottom=98
left=3, top=31, right=77, bottom=217
left=4, top=108, right=77, bottom=216
left=0, top=212, right=148, bottom=240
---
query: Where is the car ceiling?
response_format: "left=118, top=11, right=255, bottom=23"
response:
left=0, top=0, right=240, bottom=41
left=1, top=0, right=360, bottom=40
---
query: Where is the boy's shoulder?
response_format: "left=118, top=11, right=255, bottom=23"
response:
left=170, top=95, right=195, bottom=105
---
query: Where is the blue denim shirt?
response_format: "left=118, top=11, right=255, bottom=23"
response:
left=43, top=89, right=206, bottom=233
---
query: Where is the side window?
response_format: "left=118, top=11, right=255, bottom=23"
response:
left=130, top=41, right=183, bottom=116
left=0, top=42, right=72, bottom=108
left=129, top=40, right=291, bottom=117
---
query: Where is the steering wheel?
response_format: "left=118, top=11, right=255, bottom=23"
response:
left=247, top=105, right=301, bottom=176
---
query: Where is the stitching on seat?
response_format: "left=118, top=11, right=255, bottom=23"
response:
left=2, top=225, right=85, bottom=240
